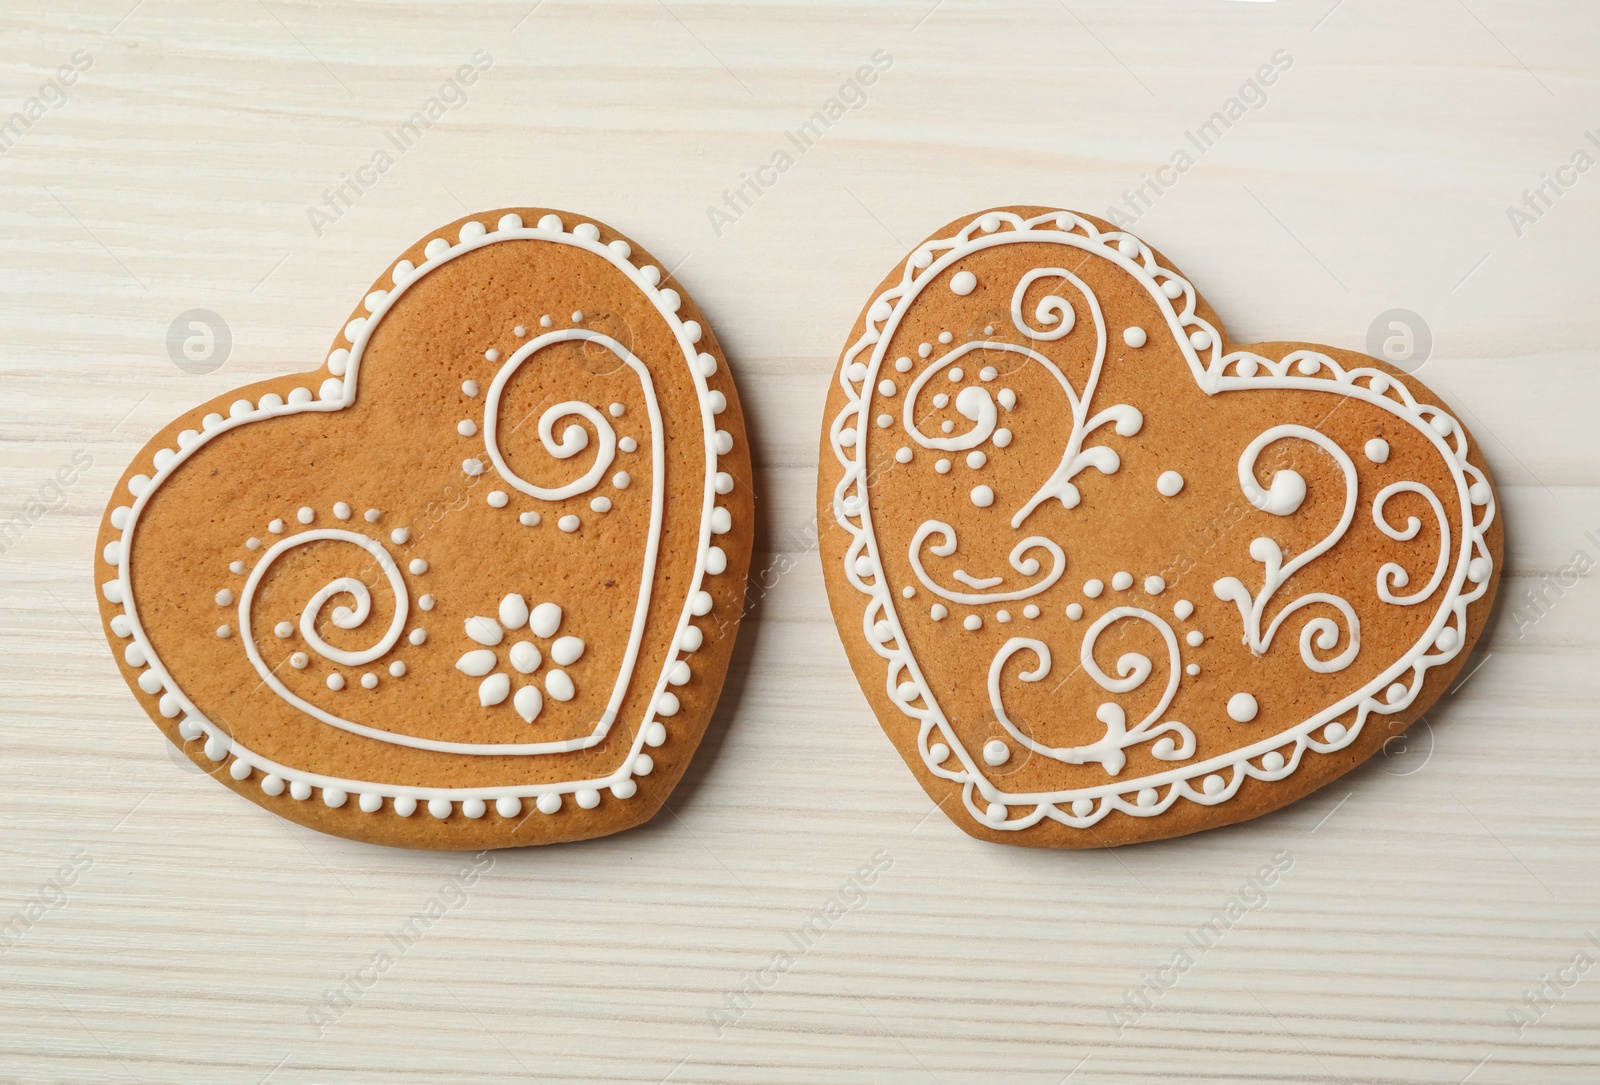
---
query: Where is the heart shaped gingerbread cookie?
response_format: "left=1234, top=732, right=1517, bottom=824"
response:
left=819, top=206, right=1500, bottom=847
left=96, top=209, right=751, bottom=849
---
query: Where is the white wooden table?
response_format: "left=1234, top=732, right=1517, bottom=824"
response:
left=2, top=2, right=1597, bottom=1081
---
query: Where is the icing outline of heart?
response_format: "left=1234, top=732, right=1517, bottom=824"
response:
left=824, top=207, right=1499, bottom=843
left=97, top=210, right=745, bottom=835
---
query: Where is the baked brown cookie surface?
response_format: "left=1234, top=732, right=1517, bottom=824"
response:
left=818, top=206, right=1500, bottom=848
left=96, top=209, right=752, bottom=849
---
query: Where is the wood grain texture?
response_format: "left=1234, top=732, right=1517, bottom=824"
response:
left=0, top=1, right=1596, bottom=1082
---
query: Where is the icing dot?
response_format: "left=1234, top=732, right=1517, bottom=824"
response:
left=229, top=561, right=245, bottom=575
left=935, top=459, right=952, bottom=474
left=1386, top=682, right=1408, bottom=703
left=1162, top=279, right=1184, bottom=299
left=894, top=356, right=912, bottom=372
left=327, top=673, right=345, bottom=691
left=1123, top=327, right=1147, bottom=348
left=1157, top=471, right=1185, bottom=497
left=1202, top=775, right=1225, bottom=796
left=1186, top=663, right=1200, bottom=676
left=267, top=520, right=285, bottom=535
left=715, top=473, right=735, bottom=494
left=273, top=621, right=293, bottom=638
left=929, top=743, right=950, bottom=763
left=895, top=447, right=913, bottom=464
left=1263, top=751, right=1285, bottom=771
left=429, top=799, right=452, bottom=819
left=290, top=652, right=308, bottom=669
left=878, top=379, right=898, bottom=397
left=1083, top=580, right=1103, bottom=599
left=948, top=367, right=962, bottom=380
left=966, top=451, right=986, bottom=469
left=457, top=420, right=478, bottom=437
left=1364, top=438, right=1390, bottom=463
left=536, top=793, right=561, bottom=814
left=530, top=602, right=562, bottom=637
left=591, top=497, right=613, bottom=513
left=996, top=610, right=1011, bottom=623
left=571, top=310, right=584, bottom=323
left=877, top=414, right=893, bottom=428
left=1111, top=571, right=1133, bottom=591
left=895, top=681, right=919, bottom=701
left=1468, top=557, right=1491, bottom=581
left=365, top=509, right=381, bottom=522
left=997, top=389, right=1017, bottom=410
left=1189, top=329, right=1212, bottom=349
left=1023, top=604, right=1039, bottom=619
left=1144, top=576, right=1165, bottom=595
left=1071, top=798, right=1094, bottom=817
left=930, top=604, right=947, bottom=621
left=609, top=402, right=625, bottom=418
left=360, top=673, right=378, bottom=690
left=246, top=537, right=262, bottom=550
left=979, top=367, right=997, bottom=381
left=918, top=343, right=932, bottom=358
left=333, top=502, right=351, bottom=520
left=1430, top=415, right=1452, bottom=436
left=940, top=421, right=954, bottom=433
left=513, top=326, right=526, bottom=337
left=487, top=490, right=509, bottom=508
left=216, top=625, right=232, bottom=639
left=1066, top=603, right=1083, bottom=620
left=1174, top=599, right=1194, bottom=620
left=950, top=270, right=977, bottom=295
left=290, top=781, right=312, bottom=801
left=463, top=459, right=484, bottom=476
left=644, top=722, right=667, bottom=747
left=1186, top=630, right=1203, bottom=647
left=419, top=595, right=434, bottom=611
left=1227, top=693, right=1258, bottom=723
left=1324, top=722, right=1348, bottom=743
left=982, top=740, right=1010, bottom=766
left=993, top=429, right=1013, bottom=448
left=933, top=393, right=949, bottom=409
left=497, top=796, right=522, bottom=817
left=520, top=511, right=542, bottom=527
left=215, top=589, right=234, bottom=606
left=1136, top=788, right=1158, bottom=808
left=393, top=796, right=418, bottom=816
left=612, top=471, right=631, bottom=489
left=540, top=315, right=553, bottom=328
left=962, top=614, right=981, bottom=631
left=389, top=661, right=406, bottom=677
left=1436, top=627, right=1460, bottom=651
left=1469, top=482, right=1491, bottom=505
left=409, top=559, right=428, bottom=575
left=545, top=670, right=575, bottom=702
left=409, top=629, right=427, bottom=645
left=847, top=362, right=868, bottom=383
left=297, top=507, right=314, bottom=524
left=971, top=485, right=995, bottom=508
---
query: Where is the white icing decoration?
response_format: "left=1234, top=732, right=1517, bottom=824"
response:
left=1156, top=471, right=1184, bottom=497
left=988, top=607, right=1195, bottom=775
left=1227, top=693, right=1258, bottom=723
left=1212, top=426, right=1360, bottom=674
left=908, top=521, right=1065, bottom=604
left=825, top=208, right=1496, bottom=832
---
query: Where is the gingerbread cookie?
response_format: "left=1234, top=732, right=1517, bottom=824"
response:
left=819, top=206, right=1500, bottom=848
left=96, top=209, right=752, bottom=849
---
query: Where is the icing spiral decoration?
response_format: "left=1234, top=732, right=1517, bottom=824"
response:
left=1372, top=481, right=1450, bottom=606
left=908, top=521, right=1065, bottom=603
left=483, top=330, right=635, bottom=501
left=1212, top=425, right=1360, bottom=674
left=987, top=607, right=1195, bottom=776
